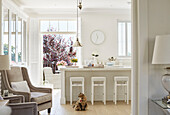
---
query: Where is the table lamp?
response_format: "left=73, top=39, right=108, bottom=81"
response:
left=0, top=55, right=10, bottom=95
left=152, top=35, right=170, bottom=94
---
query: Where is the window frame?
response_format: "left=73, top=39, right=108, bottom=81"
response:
left=2, top=6, right=27, bottom=64
left=40, top=19, right=82, bottom=66
left=117, top=21, right=132, bottom=58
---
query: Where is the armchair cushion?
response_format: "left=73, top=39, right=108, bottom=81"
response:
left=30, top=92, right=52, bottom=104
left=6, top=67, right=23, bottom=83
left=11, top=81, right=30, bottom=93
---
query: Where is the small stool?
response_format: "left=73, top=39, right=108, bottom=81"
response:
left=91, top=77, right=106, bottom=105
left=114, top=76, right=129, bottom=105
left=70, top=77, right=84, bottom=105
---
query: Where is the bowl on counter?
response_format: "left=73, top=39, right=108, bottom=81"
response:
left=106, top=61, right=115, bottom=66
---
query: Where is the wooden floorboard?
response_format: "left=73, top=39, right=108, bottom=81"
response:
left=40, top=89, right=131, bottom=115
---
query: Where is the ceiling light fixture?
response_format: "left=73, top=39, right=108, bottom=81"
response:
left=73, top=0, right=82, bottom=47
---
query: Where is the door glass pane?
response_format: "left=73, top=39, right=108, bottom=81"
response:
left=18, top=17, right=22, bottom=32
left=59, top=21, right=67, bottom=32
left=18, top=17, right=22, bottom=62
left=68, top=21, right=76, bottom=32
left=40, top=21, right=49, bottom=32
left=127, top=22, right=131, bottom=56
left=18, top=34, right=22, bottom=62
left=3, top=7, right=9, bottom=55
left=50, top=21, right=58, bottom=32
left=118, top=22, right=126, bottom=56
left=11, top=13, right=16, bottom=62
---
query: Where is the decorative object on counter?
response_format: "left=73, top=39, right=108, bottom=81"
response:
left=106, top=62, right=115, bottom=66
left=83, top=64, right=104, bottom=68
left=56, top=60, right=67, bottom=66
left=108, top=57, right=117, bottom=61
left=106, top=57, right=117, bottom=66
left=71, top=58, right=78, bottom=66
left=56, top=60, right=67, bottom=70
left=73, top=0, right=82, bottom=47
left=91, top=30, right=105, bottom=45
left=91, top=51, right=99, bottom=66
left=73, top=93, right=88, bottom=111
left=152, top=35, right=170, bottom=96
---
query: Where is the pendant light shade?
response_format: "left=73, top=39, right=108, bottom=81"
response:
left=73, top=0, right=82, bottom=47
left=73, top=37, right=82, bottom=47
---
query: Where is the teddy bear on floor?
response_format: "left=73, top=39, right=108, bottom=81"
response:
left=73, top=93, right=88, bottom=111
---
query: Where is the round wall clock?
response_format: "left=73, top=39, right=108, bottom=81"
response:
left=91, top=30, right=105, bottom=45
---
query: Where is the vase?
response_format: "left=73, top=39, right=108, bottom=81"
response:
left=58, top=66, right=65, bottom=70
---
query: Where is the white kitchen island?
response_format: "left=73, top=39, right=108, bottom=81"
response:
left=60, top=66, right=131, bottom=104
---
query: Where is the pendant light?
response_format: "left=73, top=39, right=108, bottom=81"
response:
left=73, top=0, right=82, bottom=47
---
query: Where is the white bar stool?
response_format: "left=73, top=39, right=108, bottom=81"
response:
left=114, top=76, right=129, bottom=105
left=70, top=77, right=84, bottom=105
left=91, top=77, right=106, bottom=105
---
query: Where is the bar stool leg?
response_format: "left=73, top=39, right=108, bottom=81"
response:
left=70, top=81, right=72, bottom=105
left=82, top=81, right=84, bottom=94
left=115, top=81, right=117, bottom=105
left=125, top=85, right=127, bottom=102
left=91, top=81, right=94, bottom=105
left=104, top=80, right=106, bottom=105
left=127, top=81, right=129, bottom=104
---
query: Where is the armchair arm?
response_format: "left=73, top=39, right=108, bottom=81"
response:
left=8, top=102, right=38, bottom=115
left=3, top=95, right=25, bottom=103
left=30, top=86, right=52, bottom=93
left=11, top=91, right=31, bottom=102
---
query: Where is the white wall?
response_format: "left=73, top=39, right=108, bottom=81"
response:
left=81, top=12, right=131, bottom=65
left=148, top=0, right=170, bottom=114
left=28, top=18, right=43, bottom=85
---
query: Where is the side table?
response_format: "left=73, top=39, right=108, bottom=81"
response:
left=151, top=99, right=170, bottom=115
left=0, top=100, right=9, bottom=106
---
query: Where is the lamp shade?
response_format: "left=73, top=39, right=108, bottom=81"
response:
left=0, top=55, right=10, bottom=70
left=73, top=38, right=82, bottom=47
left=152, top=35, right=170, bottom=64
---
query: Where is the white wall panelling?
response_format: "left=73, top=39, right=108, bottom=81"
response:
left=29, top=18, right=42, bottom=85
left=148, top=0, right=170, bottom=114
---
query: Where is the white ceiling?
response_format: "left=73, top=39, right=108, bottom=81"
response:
left=11, top=0, right=131, bottom=15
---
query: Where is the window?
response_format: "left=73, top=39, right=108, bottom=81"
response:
left=3, top=7, right=9, bottom=55
left=118, top=21, right=132, bottom=57
left=2, top=6, right=27, bottom=64
left=40, top=19, right=80, bottom=70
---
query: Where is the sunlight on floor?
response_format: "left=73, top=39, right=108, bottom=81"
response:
left=40, top=89, right=131, bottom=115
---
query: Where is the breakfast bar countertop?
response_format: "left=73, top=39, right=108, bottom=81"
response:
left=60, top=66, right=131, bottom=71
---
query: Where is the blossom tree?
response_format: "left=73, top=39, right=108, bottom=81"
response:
left=43, top=34, right=76, bottom=68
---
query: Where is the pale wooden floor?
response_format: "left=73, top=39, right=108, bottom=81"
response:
left=40, top=89, right=131, bottom=115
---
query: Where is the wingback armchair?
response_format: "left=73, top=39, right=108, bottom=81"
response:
left=1, top=66, right=52, bottom=113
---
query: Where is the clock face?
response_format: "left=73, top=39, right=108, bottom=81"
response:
left=91, top=30, right=105, bottom=45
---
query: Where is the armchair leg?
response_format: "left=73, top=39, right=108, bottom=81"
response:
left=48, top=108, right=51, bottom=113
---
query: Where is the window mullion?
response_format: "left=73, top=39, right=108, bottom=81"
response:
left=8, top=10, right=11, bottom=64
left=15, top=15, right=18, bottom=63
left=21, top=19, right=23, bottom=62
left=125, top=22, right=128, bottom=57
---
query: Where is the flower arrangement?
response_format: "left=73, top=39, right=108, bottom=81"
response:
left=92, top=52, right=99, bottom=57
left=71, top=58, right=78, bottom=63
left=56, top=60, right=67, bottom=66
left=43, top=34, right=77, bottom=67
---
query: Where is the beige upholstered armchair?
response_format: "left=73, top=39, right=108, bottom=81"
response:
left=1, top=95, right=38, bottom=115
left=1, top=66, right=52, bottom=113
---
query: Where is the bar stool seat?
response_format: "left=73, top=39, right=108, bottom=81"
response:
left=114, top=76, right=129, bottom=105
left=91, top=77, right=106, bottom=105
left=70, top=77, right=84, bottom=105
